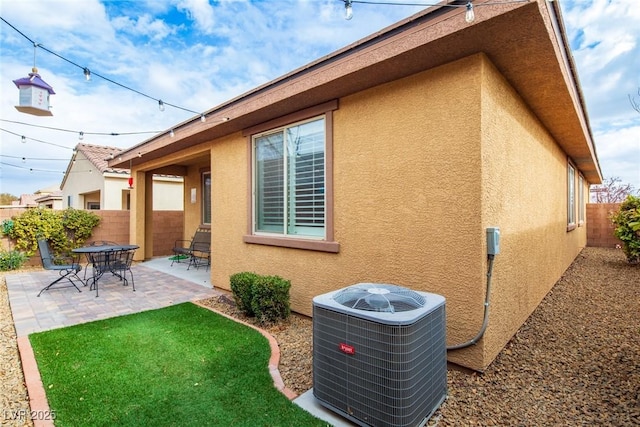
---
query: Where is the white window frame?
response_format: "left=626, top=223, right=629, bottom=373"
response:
left=578, top=174, right=585, bottom=225
left=252, top=116, right=326, bottom=240
left=567, top=163, right=576, bottom=230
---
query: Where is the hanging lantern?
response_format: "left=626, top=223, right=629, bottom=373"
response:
left=128, top=176, right=134, bottom=189
left=13, top=67, right=55, bottom=116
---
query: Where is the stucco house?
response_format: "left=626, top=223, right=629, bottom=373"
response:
left=35, top=190, right=63, bottom=209
left=61, top=143, right=184, bottom=211
left=109, top=0, right=601, bottom=370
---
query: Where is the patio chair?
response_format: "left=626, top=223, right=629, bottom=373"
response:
left=37, top=238, right=83, bottom=297
left=188, top=241, right=211, bottom=271
left=83, top=240, right=117, bottom=282
left=96, top=248, right=136, bottom=297
left=172, top=228, right=211, bottom=267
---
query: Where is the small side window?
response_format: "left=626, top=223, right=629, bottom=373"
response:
left=567, top=163, right=576, bottom=230
left=202, top=171, right=211, bottom=225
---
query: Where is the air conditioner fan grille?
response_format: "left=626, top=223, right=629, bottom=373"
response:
left=332, top=283, right=425, bottom=313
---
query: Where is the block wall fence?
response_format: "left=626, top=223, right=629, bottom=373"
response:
left=0, top=209, right=183, bottom=265
left=585, top=203, right=623, bottom=248
left=0, top=205, right=622, bottom=259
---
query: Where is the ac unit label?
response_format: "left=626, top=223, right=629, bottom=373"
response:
left=339, top=343, right=355, bottom=355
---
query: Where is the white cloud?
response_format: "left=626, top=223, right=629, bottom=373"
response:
left=175, top=0, right=216, bottom=34
left=112, top=14, right=178, bottom=42
left=594, top=125, right=640, bottom=190
left=1, top=0, right=638, bottom=195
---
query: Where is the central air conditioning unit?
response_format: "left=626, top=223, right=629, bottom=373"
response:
left=313, top=283, right=446, bottom=427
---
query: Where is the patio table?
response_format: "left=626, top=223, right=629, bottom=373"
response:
left=72, top=244, right=139, bottom=297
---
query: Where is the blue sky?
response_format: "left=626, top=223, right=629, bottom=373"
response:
left=1, top=0, right=638, bottom=197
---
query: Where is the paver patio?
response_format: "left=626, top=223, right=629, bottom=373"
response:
left=6, top=261, right=219, bottom=337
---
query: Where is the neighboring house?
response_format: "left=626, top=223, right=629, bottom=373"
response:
left=109, top=0, right=601, bottom=370
left=35, top=190, right=63, bottom=209
left=5, top=185, right=61, bottom=208
left=61, top=143, right=184, bottom=211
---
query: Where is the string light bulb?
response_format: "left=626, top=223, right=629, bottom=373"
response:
left=158, top=100, right=165, bottom=112
left=21, top=135, right=26, bottom=143
left=83, top=68, right=91, bottom=81
left=79, top=131, right=84, bottom=140
left=465, top=2, right=475, bottom=23
left=345, top=0, right=353, bottom=20
left=169, top=129, right=175, bottom=137
left=200, top=114, right=206, bottom=123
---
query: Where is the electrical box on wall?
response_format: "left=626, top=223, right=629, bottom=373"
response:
left=486, top=227, right=500, bottom=256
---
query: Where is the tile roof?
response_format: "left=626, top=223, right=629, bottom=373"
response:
left=76, top=143, right=129, bottom=174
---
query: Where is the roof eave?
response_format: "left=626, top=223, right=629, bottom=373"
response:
left=110, top=0, right=601, bottom=184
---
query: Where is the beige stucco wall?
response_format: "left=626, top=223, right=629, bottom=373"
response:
left=208, top=55, right=488, bottom=367
left=473, top=55, right=588, bottom=368
left=61, top=151, right=104, bottom=209
left=104, top=174, right=128, bottom=209
left=104, top=174, right=184, bottom=210
left=182, top=160, right=211, bottom=235
left=131, top=53, right=591, bottom=371
left=152, top=176, right=185, bottom=211
left=63, top=161, right=183, bottom=211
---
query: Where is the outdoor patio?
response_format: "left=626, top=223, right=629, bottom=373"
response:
left=4, top=256, right=350, bottom=426
left=5, top=257, right=218, bottom=338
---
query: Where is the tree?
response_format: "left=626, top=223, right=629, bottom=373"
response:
left=591, top=177, right=638, bottom=203
left=0, top=193, right=19, bottom=205
left=630, top=87, right=640, bottom=113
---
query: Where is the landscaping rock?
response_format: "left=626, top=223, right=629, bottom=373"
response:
left=2, top=248, right=638, bottom=426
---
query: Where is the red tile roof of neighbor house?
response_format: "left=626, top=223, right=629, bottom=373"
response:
left=109, top=0, right=602, bottom=184
left=75, top=143, right=129, bottom=174
left=18, top=194, right=39, bottom=207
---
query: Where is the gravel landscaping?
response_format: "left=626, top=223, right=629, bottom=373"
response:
left=1, top=247, right=638, bottom=426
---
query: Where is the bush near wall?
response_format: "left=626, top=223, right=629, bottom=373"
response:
left=610, top=196, right=640, bottom=264
left=8, top=208, right=100, bottom=255
left=0, top=209, right=184, bottom=262
left=230, top=272, right=291, bottom=324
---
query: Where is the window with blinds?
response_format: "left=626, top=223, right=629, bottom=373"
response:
left=254, top=116, right=325, bottom=238
left=567, top=163, right=576, bottom=227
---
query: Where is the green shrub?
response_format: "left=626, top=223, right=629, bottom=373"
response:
left=230, top=272, right=260, bottom=316
left=60, top=208, right=101, bottom=248
left=0, top=250, right=27, bottom=271
left=7, top=208, right=100, bottom=256
left=230, top=272, right=292, bottom=324
left=1, top=219, right=14, bottom=236
left=250, top=275, right=291, bottom=324
left=611, top=195, right=640, bottom=264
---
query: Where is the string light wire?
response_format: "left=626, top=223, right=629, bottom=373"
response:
left=0, top=16, right=206, bottom=117
left=0, top=161, right=92, bottom=175
left=0, top=119, right=160, bottom=137
left=0, top=128, right=73, bottom=150
left=338, top=0, right=532, bottom=20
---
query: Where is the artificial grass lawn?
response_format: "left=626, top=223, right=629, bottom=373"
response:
left=29, top=302, right=327, bottom=427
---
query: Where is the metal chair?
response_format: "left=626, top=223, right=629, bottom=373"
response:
left=172, top=228, right=210, bottom=267
left=37, top=239, right=83, bottom=297
left=82, top=241, right=117, bottom=282
left=188, top=241, right=211, bottom=271
left=108, top=249, right=136, bottom=292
